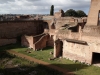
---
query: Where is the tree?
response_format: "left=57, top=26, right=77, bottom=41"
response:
left=50, top=5, right=54, bottom=16
left=65, top=9, right=77, bottom=17
left=76, top=10, right=87, bottom=17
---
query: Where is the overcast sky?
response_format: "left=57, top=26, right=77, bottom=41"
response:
left=0, top=0, right=91, bottom=14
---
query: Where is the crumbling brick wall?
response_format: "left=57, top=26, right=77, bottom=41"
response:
left=47, top=35, right=54, bottom=47
left=0, top=20, right=44, bottom=38
left=34, top=34, right=49, bottom=50
left=0, top=39, right=16, bottom=46
left=21, top=35, right=33, bottom=48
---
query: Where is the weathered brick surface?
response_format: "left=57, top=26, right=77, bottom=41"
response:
left=21, top=35, right=33, bottom=48
left=86, top=0, right=100, bottom=25
left=34, top=34, right=49, bottom=50
left=47, top=35, right=54, bottom=47
left=0, top=20, right=44, bottom=38
left=0, top=39, right=16, bottom=46
left=21, top=33, right=45, bottom=48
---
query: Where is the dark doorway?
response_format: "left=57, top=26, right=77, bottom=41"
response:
left=55, top=40, right=63, bottom=57
left=43, top=22, right=49, bottom=29
left=58, top=41, right=63, bottom=57
left=98, top=10, right=100, bottom=25
left=92, top=52, right=100, bottom=64
left=51, top=23, right=55, bottom=29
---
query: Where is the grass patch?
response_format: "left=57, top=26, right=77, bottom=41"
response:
left=0, top=50, right=62, bottom=75
left=0, top=43, right=23, bottom=51
left=1, top=43, right=100, bottom=75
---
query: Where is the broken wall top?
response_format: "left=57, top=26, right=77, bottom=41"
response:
left=86, top=0, right=100, bottom=26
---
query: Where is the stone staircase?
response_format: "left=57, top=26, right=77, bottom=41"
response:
left=33, top=34, right=49, bottom=50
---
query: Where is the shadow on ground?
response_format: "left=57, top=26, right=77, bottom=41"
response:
left=0, top=44, right=89, bottom=75
left=0, top=51, right=63, bottom=75
left=0, top=51, right=89, bottom=75
left=0, top=43, right=53, bottom=51
left=0, top=43, right=25, bottom=51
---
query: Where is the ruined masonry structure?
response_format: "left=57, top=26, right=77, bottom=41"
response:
left=87, top=0, right=100, bottom=25
left=0, top=0, right=100, bottom=66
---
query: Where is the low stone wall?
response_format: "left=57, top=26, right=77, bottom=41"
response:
left=43, top=16, right=54, bottom=20
left=21, top=35, right=33, bottom=48
left=47, top=35, right=54, bottom=47
left=62, top=40, right=92, bottom=64
left=33, top=33, right=45, bottom=43
left=0, top=39, right=16, bottom=46
left=21, top=33, right=48, bottom=49
left=34, top=34, right=49, bottom=50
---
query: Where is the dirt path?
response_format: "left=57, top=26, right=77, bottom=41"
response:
left=7, top=50, right=74, bottom=75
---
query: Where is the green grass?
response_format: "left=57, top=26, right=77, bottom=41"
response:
left=1, top=43, right=100, bottom=75
left=0, top=50, right=62, bottom=75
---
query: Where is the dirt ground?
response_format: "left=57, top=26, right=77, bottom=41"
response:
left=7, top=50, right=74, bottom=75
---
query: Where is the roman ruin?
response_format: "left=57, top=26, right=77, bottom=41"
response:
left=87, top=0, right=100, bottom=25
left=0, top=0, right=100, bottom=66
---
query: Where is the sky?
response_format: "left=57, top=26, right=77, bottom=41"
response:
left=0, top=0, right=91, bottom=14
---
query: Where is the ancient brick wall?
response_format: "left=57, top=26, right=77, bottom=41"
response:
left=33, top=34, right=49, bottom=50
left=0, top=39, right=16, bottom=46
left=0, top=20, right=44, bottom=38
left=43, top=16, right=54, bottom=20
left=47, top=35, right=54, bottom=47
left=83, top=26, right=100, bottom=34
left=21, top=35, right=33, bottom=48
left=21, top=33, right=50, bottom=50
left=86, top=0, right=100, bottom=25
left=54, top=9, right=64, bottom=19
left=63, top=40, right=92, bottom=64
left=33, top=33, right=45, bottom=44
left=57, top=31, right=80, bottom=40
left=61, top=26, right=100, bottom=64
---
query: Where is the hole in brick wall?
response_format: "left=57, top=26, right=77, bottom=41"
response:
left=92, top=52, right=100, bottom=64
left=68, top=25, right=79, bottom=32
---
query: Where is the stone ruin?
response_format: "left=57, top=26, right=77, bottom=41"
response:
left=87, top=0, right=100, bottom=25
left=1, top=0, right=100, bottom=66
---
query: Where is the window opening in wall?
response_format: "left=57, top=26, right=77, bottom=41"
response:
left=92, top=52, right=100, bottom=65
left=68, top=25, right=78, bottom=32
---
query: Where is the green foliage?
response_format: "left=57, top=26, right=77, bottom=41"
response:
left=76, top=10, right=87, bottom=17
left=65, top=9, right=87, bottom=17
left=65, top=9, right=77, bottom=17
left=50, top=5, right=54, bottom=16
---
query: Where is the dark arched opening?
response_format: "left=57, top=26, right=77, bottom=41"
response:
left=43, top=22, right=49, bottom=29
left=51, top=23, right=55, bottom=29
